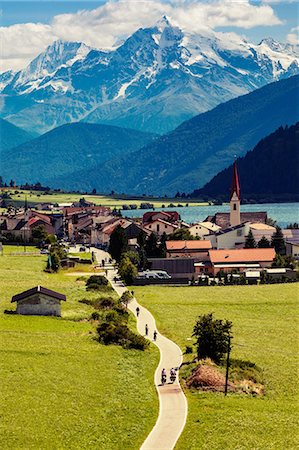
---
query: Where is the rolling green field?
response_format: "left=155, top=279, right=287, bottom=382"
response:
left=134, top=284, right=299, bottom=450
left=3, top=189, right=207, bottom=209
left=0, top=248, right=158, bottom=449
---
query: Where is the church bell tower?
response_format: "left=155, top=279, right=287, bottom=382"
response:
left=230, top=160, right=241, bottom=226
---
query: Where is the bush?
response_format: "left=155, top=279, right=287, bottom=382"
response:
left=86, top=283, right=105, bottom=291
left=91, top=311, right=100, bottom=321
left=185, top=345, right=193, bottom=354
left=86, top=275, right=108, bottom=287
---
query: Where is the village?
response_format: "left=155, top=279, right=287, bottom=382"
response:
left=1, top=162, right=298, bottom=287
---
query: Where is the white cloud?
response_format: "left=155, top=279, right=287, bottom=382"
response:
left=0, top=0, right=283, bottom=72
left=0, top=23, right=58, bottom=71
left=287, top=26, right=299, bottom=45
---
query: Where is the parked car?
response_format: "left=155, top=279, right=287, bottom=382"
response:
left=79, top=246, right=86, bottom=252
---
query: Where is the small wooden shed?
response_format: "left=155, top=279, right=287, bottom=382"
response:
left=11, top=286, right=66, bottom=316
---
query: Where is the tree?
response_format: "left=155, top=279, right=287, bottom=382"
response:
left=120, top=291, right=133, bottom=309
left=108, top=225, right=128, bottom=262
left=168, top=228, right=195, bottom=240
left=32, top=225, right=48, bottom=243
left=244, top=230, right=256, bottom=248
left=271, top=226, right=286, bottom=255
left=159, top=232, right=167, bottom=258
left=145, top=232, right=160, bottom=258
left=192, top=313, right=233, bottom=364
left=121, top=251, right=140, bottom=267
left=257, top=235, right=271, bottom=248
left=118, top=257, right=138, bottom=285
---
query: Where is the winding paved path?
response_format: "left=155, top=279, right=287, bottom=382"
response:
left=91, top=248, right=188, bottom=450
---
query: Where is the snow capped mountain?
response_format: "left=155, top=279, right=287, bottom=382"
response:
left=1, top=16, right=298, bottom=134
left=4, top=40, right=91, bottom=95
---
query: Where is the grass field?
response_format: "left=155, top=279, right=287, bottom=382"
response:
left=0, top=248, right=158, bottom=449
left=3, top=189, right=208, bottom=209
left=134, top=284, right=299, bottom=450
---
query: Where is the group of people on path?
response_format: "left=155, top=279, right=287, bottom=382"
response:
left=136, top=307, right=158, bottom=341
left=161, top=367, right=177, bottom=385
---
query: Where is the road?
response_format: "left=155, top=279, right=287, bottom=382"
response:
left=91, top=247, right=188, bottom=450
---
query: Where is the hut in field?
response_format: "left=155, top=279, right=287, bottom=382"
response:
left=11, top=286, right=66, bottom=316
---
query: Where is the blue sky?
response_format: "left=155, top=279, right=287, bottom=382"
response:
left=1, top=0, right=298, bottom=71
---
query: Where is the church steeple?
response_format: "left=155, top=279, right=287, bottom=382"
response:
left=230, top=160, right=240, bottom=200
left=230, top=160, right=241, bottom=226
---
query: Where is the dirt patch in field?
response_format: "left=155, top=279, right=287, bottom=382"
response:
left=186, top=364, right=235, bottom=392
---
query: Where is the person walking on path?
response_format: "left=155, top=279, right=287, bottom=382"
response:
left=136, top=306, right=140, bottom=317
left=145, top=323, right=149, bottom=336
left=153, top=330, right=157, bottom=341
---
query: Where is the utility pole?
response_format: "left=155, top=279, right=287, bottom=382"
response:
left=224, top=334, right=231, bottom=396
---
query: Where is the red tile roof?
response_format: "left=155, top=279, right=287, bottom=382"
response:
left=209, top=248, right=275, bottom=264
left=166, top=240, right=212, bottom=251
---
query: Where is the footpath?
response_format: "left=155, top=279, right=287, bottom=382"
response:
left=91, top=248, right=188, bottom=450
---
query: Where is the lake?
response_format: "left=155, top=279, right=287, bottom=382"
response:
left=123, top=202, right=299, bottom=228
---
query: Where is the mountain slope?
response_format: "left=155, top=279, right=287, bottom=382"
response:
left=191, top=123, right=299, bottom=201
left=49, top=75, right=298, bottom=195
left=0, top=118, right=36, bottom=152
left=1, top=123, right=157, bottom=183
left=1, top=17, right=298, bottom=135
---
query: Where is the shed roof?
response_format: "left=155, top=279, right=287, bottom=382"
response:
left=12, top=286, right=66, bottom=303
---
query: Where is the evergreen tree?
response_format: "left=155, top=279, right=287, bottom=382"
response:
left=271, top=226, right=286, bottom=255
left=145, top=233, right=160, bottom=258
left=244, top=230, right=256, bottom=248
left=257, top=235, right=271, bottom=248
left=159, top=232, right=167, bottom=258
left=108, top=225, right=128, bottom=262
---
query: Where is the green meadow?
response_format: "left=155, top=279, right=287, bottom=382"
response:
left=3, top=189, right=207, bottom=209
left=134, top=284, right=299, bottom=450
left=0, top=248, right=158, bottom=449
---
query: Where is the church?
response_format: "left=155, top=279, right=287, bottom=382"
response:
left=205, top=160, right=268, bottom=229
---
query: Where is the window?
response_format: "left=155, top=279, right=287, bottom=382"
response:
left=157, top=224, right=160, bottom=232
left=233, top=204, right=237, bottom=211
left=237, top=229, right=242, bottom=236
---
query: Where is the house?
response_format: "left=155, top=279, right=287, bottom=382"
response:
left=91, top=217, right=147, bottom=246
left=206, top=211, right=268, bottom=230
left=11, top=286, right=66, bottom=316
left=144, top=218, right=178, bottom=236
left=0, top=210, right=55, bottom=241
left=189, top=221, right=221, bottom=239
left=211, top=222, right=251, bottom=249
left=286, top=241, right=299, bottom=259
left=166, top=240, right=212, bottom=258
left=142, top=211, right=180, bottom=225
left=250, top=223, right=276, bottom=244
left=206, top=248, right=276, bottom=276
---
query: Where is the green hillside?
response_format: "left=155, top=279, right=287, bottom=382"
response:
left=0, top=247, right=158, bottom=449
left=192, top=123, right=299, bottom=202
left=0, top=118, right=35, bottom=152
left=55, top=75, right=299, bottom=195
left=1, top=122, right=157, bottom=183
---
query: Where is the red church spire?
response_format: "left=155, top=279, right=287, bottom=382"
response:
left=230, top=160, right=240, bottom=200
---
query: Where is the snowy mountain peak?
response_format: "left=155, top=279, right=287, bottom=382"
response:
left=156, top=15, right=175, bottom=30
left=10, top=40, right=91, bottom=93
